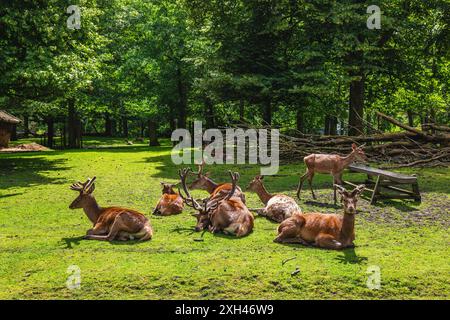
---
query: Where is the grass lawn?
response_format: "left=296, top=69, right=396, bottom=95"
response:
left=0, top=137, right=449, bottom=299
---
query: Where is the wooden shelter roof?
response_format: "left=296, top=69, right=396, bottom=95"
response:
left=0, top=110, right=21, bottom=124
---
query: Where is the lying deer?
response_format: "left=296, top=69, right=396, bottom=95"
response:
left=247, top=175, right=301, bottom=222
left=179, top=168, right=254, bottom=237
left=297, top=143, right=367, bottom=204
left=153, top=182, right=184, bottom=216
left=189, top=162, right=246, bottom=203
left=69, top=177, right=153, bottom=241
left=275, top=185, right=365, bottom=249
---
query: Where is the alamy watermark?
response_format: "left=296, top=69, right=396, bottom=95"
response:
left=66, top=265, right=81, bottom=290
left=367, top=5, right=381, bottom=30
left=366, top=265, right=381, bottom=289
left=171, top=121, right=279, bottom=175
left=67, top=5, right=81, bottom=30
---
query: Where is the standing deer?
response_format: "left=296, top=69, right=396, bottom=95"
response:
left=153, top=182, right=184, bottom=216
left=69, top=177, right=153, bottom=241
left=189, top=162, right=246, bottom=203
left=179, top=168, right=254, bottom=237
left=247, top=175, right=301, bottom=222
left=275, top=185, right=365, bottom=249
left=297, top=143, right=367, bottom=203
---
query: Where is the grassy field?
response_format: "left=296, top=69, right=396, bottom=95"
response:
left=0, top=138, right=449, bottom=299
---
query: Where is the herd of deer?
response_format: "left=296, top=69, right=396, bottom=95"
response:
left=69, top=144, right=367, bottom=250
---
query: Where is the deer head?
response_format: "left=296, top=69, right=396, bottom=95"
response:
left=247, top=175, right=264, bottom=191
left=160, top=182, right=178, bottom=195
left=335, top=184, right=365, bottom=214
left=188, top=161, right=212, bottom=190
left=179, top=168, right=239, bottom=231
left=351, top=143, right=368, bottom=163
left=69, top=177, right=97, bottom=209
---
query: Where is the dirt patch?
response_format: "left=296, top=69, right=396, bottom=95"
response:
left=0, top=143, right=51, bottom=153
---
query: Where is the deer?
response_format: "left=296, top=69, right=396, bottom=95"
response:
left=153, top=182, right=184, bottom=216
left=247, top=175, right=301, bottom=222
left=179, top=168, right=254, bottom=237
left=188, top=162, right=246, bottom=204
left=69, top=177, right=153, bottom=241
left=274, top=185, right=365, bottom=249
left=296, top=143, right=367, bottom=204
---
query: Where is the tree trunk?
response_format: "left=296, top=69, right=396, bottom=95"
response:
left=46, top=118, right=54, bottom=148
left=10, top=124, right=18, bottom=141
left=348, top=74, right=365, bottom=136
left=204, top=97, right=215, bottom=129
left=148, top=119, right=160, bottom=146
left=23, top=115, right=30, bottom=136
left=176, top=65, right=187, bottom=129
left=324, top=115, right=331, bottom=135
left=263, top=99, right=272, bottom=126
left=407, top=110, right=414, bottom=127
left=296, top=108, right=304, bottom=133
left=239, top=99, right=245, bottom=121
left=105, top=113, right=113, bottom=136
left=122, top=116, right=128, bottom=138
left=67, top=98, right=81, bottom=148
left=329, top=116, right=337, bottom=135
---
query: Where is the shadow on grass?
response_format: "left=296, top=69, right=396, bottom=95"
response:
left=0, top=192, right=24, bottom=199
left=61, top=235, right=151, bottom=248
left=303, top=200, right=340, bottom=210
left=61, top=236, right=85, bottom=249
left=373, top=199, right=420, bottom=212
left=335, top=248, right=368, bottom=265
left=0, top=156, right=69, bottom=190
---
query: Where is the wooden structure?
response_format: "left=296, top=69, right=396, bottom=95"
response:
left=0, top=110, right=21, bottom=148
left=343, top=163, right=421, bottom=204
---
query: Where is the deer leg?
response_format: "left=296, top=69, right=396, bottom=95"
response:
left=85, top=214, right=125, bottom=241
left=296, top=171, right=308, bottom=200
left=307, top=172, right=316, bottom=200
left=86, top=223, right=107, bottom=236
left=315, top=233, right=343, bottom=250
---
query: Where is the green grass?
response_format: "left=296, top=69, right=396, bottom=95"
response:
left=0, top=138, right=449, bottom=299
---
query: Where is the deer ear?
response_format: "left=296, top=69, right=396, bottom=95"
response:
left=351, top=143, right=357, bottom=150
left=204, top=172, right=211, bottom=177
left=160, top=182, right=165, bottom=185
left=191, top=213, right=200, bottom=218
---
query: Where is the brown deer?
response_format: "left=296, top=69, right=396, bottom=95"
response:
left=179, top=168, right=254, bottom=237
left=189, top=162, right=246, bottom=203
left=247, top=175, right=301, bottom=222
left=275, top=185, right=365, bottom=249
left=296, top=143, right=367, bottom=204
left=69, top=177, right=153, bottom=241
left=153, top=182, right=184, bottom=216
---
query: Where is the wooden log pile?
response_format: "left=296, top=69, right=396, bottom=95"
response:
left=280, top=112, right=450, bottom=168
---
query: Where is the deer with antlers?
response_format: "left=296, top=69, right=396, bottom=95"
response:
left=275, top=185, right=365, bottom=249
left=69, top=177, right=153, bottom=241
left=153, top=182, right=184, bottom=216
left=247, top=175, right=301, bottom=222
left=189, top=162, right=246, bottom=204
left=179, top=168, right=254, bottom=237
left=297, top=143, right=367, bottom=204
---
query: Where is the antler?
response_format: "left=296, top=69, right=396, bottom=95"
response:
left=196, top=159, right=205, bottom=175
left=70, top=177, right=96, bottom=192
left=178, top=168, right=203, bottom=211
left=224, top=171, right=239, bottom=201
left=203, top=171, right=240, bottom=213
